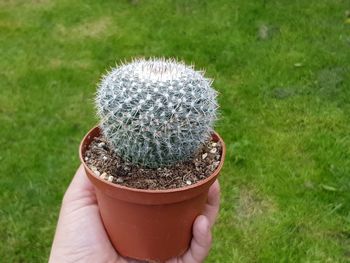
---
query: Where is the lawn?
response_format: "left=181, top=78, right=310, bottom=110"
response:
left=1, top=0, right=350, bottom=262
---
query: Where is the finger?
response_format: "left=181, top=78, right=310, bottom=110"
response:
left=70, top=164, right=94, bottom=190
left=180, top=215, right=212, bottom=263
left=203, top=180, right=220, bottom=227
left=62, top=164, right=95, bottom=204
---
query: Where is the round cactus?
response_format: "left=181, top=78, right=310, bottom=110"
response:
left=95, top=58, right=218, bottom=168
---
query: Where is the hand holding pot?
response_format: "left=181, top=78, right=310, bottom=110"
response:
left=49, top=164, right=220, bottom=263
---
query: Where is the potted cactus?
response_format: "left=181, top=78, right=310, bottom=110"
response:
left=79, top=58, right=226, bottom=261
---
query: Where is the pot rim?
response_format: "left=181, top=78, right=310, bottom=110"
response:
left=79, top=126, right=226, bottom=194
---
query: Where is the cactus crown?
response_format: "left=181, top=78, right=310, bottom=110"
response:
left=96, top=58, right=218, bottom=168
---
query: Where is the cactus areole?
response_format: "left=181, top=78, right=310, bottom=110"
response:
left=96, top=58, right=218, bottom=168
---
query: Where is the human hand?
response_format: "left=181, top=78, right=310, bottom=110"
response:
left=49, top=164, right=220, bottom=263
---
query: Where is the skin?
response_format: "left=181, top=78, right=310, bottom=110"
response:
left=49, top=164, right=220, bottom=263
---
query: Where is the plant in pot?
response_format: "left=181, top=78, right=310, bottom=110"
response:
left=79, top=58, right=226, bottom=262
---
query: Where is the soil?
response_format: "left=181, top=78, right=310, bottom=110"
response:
left=84, top=136, right=222, bottom=190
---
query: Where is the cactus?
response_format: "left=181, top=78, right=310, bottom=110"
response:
left=95, top=58, right=218, bottom=168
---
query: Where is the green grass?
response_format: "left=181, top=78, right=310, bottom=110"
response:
left=1, top=0, right=350, bottom=262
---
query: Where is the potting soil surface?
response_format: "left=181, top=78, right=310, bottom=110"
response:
left=84, top=135, right=222, bottom=190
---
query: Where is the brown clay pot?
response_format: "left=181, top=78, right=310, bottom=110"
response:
left=79, top=126, right=226, bottom=262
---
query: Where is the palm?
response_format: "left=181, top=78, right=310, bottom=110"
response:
left=49, top=165, right=220, bottom=263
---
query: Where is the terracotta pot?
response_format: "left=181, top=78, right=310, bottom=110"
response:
left=79, top=126, right=226, bottom=262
